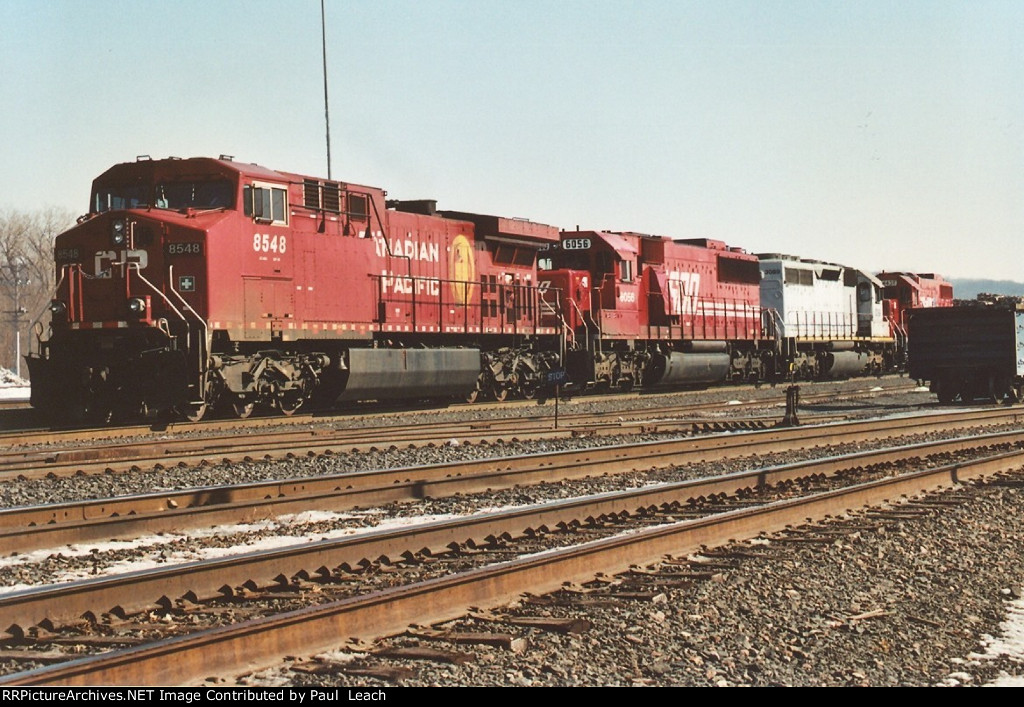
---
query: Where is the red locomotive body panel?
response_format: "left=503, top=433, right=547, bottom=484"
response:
left=544, top=231, right=761, bottom=344
left=643, top=237, right=762, bottom=342
left=540, top=230, right=765, bottom=389
left=74, top=158, right=563, bottom=343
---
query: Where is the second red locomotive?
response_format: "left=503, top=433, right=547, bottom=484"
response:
left=878, top=271, right=955, bottom=340
left=539, top=232, right=767, bottom=390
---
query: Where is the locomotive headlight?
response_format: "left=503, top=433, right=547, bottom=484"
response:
left=127, top=297, right=148, bottom=318
left=111, top=219, right=127, bottom=246
left=49, top=300, right=67, bottom=319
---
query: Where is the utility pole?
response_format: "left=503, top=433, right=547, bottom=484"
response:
left=2, top=257, right=29, bottom=378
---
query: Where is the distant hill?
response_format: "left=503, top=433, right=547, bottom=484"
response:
left=949, top=278, right=1024, bottom=300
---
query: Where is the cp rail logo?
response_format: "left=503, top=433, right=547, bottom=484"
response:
left=94, top=249, right=148, bottom=278
left=449, top=234, right=476, bottom=306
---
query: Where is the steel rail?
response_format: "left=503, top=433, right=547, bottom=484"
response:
left=0, top=401, right=1011, bottom=486
left=0, top=390, right=743, bottom=446
left=0, top=401, right=1019, bottom=528
left=4, top=445, right=1020, bottom=685
left=2, top=407, right=1022, bottom=548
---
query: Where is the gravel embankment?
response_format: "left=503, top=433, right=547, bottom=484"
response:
left=268, top=474, right=1024, bottom=687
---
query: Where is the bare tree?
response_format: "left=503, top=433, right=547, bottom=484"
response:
left=0, top=207, right=75, bottom=378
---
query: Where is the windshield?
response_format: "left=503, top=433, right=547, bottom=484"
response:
left=156, top=180, right=234, bottom=210
left=94, top=185, right=149, bottom=212
left=93, top=180, right=234, bottom=213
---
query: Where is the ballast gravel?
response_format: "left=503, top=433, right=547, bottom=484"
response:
left=265, top=475, right=1024, bottom=687
left=7, top=380, right=1023, bottom=686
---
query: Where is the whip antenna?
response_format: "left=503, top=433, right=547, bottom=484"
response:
left=321, top=0, right=332, bottom=179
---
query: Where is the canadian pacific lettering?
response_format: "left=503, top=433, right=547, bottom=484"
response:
left=379, top=271, right=441, bottom=297
left=371, top=231, right=440, bottom=263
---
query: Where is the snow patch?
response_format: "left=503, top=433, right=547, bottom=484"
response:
left=0, top=368, right=27, bottom=387
left=0, top=368, right=29, bottom=399
left=964, top=595, right=1024, bottom=686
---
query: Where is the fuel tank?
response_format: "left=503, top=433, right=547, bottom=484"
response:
left=646, top=351, right=731, bottom=386
left=820, top=351, right=868, bottom=378
left=336, top=348, right=481, bottom=401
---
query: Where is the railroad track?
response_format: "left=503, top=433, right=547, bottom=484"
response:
left=1, top=410, right=1022, bottom=684
left=0, top=381, right=926, bottom=482
left=3, top=407, right=1022, bottom=556
left=0, top=378, right=919, bottom=448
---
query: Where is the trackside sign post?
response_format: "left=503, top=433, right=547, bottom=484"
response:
left=546, top=369, right=567, bottom=428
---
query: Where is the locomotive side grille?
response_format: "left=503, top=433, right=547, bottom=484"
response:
left=303, top=179, right=342, bottom=213
left=347, top=192, right=368, bottom=219
left=303, top=179, right=320, bottom=209
left=322, top=182, right=341, bottom=212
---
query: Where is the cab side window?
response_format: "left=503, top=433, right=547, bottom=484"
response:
left=244, top=184, right=288, bottom=225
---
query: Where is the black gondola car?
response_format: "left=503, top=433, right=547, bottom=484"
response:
left=907, top=306, right=1024, bottom=403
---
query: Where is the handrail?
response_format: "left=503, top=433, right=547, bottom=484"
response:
left=26, top=268, right=68, bottom=356
left=167, top=265, right=210, bottom=397
left=762, top=307, right=784, bottom=342
left=567, top=295, right=591, bottom=351
left=371, top=274, right=563, bottom=337
left=128, top=264, right=189, bottom=329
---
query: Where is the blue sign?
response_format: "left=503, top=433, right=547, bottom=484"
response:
left=546, top=369, right=568, bottom=384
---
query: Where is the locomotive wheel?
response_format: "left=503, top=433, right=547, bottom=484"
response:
left=936, top=381, right=955, bottom=404
left=517, top=366, right=539, bottom=400
left=67, top=400, right=112, bottom=425
left=465, top=387, right=481, bottom=404
left=277, top=395, right=303, bottom=416
left=492, top=385, right=510, bottom=402
left=90, top=404, right=115, bottom=425
left=232, top=400, right=255, bottom=419
left=181, top=402, right=208, bottom=423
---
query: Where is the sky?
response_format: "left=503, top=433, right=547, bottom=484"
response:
left=1, top=0, right=1022, bottom=281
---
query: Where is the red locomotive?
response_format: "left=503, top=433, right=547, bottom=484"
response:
left=28, top=156, right=563, bottom=421
left=877, top=271, right=955, bottom=345
left=538, top=232, right=769, bottom=390
left=27, top=155, right=952, bottom=422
